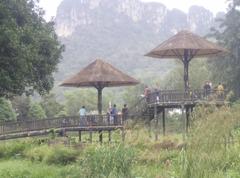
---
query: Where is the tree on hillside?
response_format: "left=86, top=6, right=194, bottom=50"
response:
left=0, top=98, right=16, bottom=121
left=11, top=95, right=31, bottom=120
left=40, top=93, right=64, bottom=118
left=162, top=60, right=211, bottom=90
left=0, top=0, right=64, bottom=97
left=209, top=0, right=240, bottom=96
left=28, top=102, right=46, bottom=119
left=64, top=89, right=117, bottom=116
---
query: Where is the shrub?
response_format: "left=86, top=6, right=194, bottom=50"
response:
left=0, top=141, right=28, bottom=159
left=28, top=102, right=46, bottom=119
left=24, top=145, right=52, bottom=162
left=0, top=98, right=16, bottom=121
left=45, top=146, right=79, bottom=165
left=55, top=109, right=68, bottom=117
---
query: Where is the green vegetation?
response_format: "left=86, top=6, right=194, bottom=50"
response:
left=0, top=98, right=16, bottom=121
left=0, top=0, right=240, bottom=177
left=40, top=93, right=64, bottom=118
left=0, top=104, right=240, bottom=177
left=0, top=0, right=64, bottom=97
left=209, top=0, right=240, bottom=97
left=28, top=102, right=47, bottom=119
left=163, top=60, right=211, bottom=90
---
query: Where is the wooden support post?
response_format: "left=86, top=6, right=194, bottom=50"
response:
left=108, top=130, right=111, bottom=142
left=148, top=112, right=153, bottom=138
left=154, top=104, right=158, bottom=141
left=190, top=106, right=193, bottom=113
left=78, top=131, right=82, bottom=142
left=99, top=130, right=103, bottom=144
left=186, top=106, right=190, bottom=133
left=181, top=104, right=186, bottom=141
left=162, top=108, right=166, bottom=136
left=89, top=130, right=92, bottom=143
left=121, top=128, right=125, bottom=142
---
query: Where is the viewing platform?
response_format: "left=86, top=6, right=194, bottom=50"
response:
left=146, top=89, right=226, bottom=108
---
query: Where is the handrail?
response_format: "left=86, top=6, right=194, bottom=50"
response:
left=147, top=89, right=226, bottom=104
left=0, top=114, right=123, bottom=135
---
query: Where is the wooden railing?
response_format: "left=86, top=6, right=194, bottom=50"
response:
left=0, top=115, right=123, bottom=135
left=147, top=89, right=226, bottom=105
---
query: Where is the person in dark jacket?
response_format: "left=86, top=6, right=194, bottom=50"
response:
left=121, top=104, right=128, bottom=123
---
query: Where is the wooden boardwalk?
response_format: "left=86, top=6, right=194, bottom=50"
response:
left=0, top=115, right=124, bottom=141
left=146, top=89, right=226, bottom=107
left=137, top=89, right=226, bottom=137
left=0, top=89, right=226, bottom=141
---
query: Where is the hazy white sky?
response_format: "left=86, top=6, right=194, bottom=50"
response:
left=39, top=0, right=228, bottom=21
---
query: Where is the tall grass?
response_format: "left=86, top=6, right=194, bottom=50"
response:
left=173, top=105, right=240, bottom=178
left=81, top=144, right=135, bottom=178
left=0, top=104, right=240, bottom=177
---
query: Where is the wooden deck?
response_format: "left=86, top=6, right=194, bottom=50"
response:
left=0, top=115, right=124, bottom=140
left=146, top=89, right=226, bottom=107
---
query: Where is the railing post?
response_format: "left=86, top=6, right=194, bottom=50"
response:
left=121, top=128, right=125, bottom=142
left=186, top=106, right=190, bottom=133
left=99, top=130, right=103, bottom=144
left=89, top=116, right=93, bottom=143
left=108, top=130, right=111, bottom=142
left=181, top=104, right=186, bottom=141
left=78, top=131, right=82, bottom=142
left=154, top=104, right=158, bottom=141
left=162, top=108, right=166, bottom=136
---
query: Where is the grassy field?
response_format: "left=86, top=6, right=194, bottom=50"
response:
left=0, top=104, right=240, bottom=178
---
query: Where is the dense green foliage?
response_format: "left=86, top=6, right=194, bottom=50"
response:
left=210, top=0, right=240, bottom=96
left=0, top=0, right=64, bottom=97
left=28, top=102, right=46, bottom=119
left=11, top=95, right=30, bottom=120
left=40, top=93, right=64, bottom=118
left=0, top=98, right=16, bottom=121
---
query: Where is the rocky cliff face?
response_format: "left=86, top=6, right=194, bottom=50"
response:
left=55, top=0, right=214, bottom=37
left=54, top=0, right=222, bottom=82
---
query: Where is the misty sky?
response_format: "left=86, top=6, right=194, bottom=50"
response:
left=39, top=0, right=228, bottom=21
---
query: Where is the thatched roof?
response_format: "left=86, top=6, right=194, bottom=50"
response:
left=145, top=30, right=228, bottom=59
left=60, top=59, right=139, bottom=88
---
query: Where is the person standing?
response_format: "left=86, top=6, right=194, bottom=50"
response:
left=121, top=104, right=129, bottom=123
left=144, top=85, right=151, bottom=103
left=217, top=83, right=224, bottom=99
left=111, top=104, right=118, bottom=125
left=203, top=81, right=211, bottom=98
left=79, top=106, right=86, bottom=125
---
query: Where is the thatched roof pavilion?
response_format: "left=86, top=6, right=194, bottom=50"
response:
left=61, top=59, right=139, bottom=114
left=145, top=30, right=228, bottom=91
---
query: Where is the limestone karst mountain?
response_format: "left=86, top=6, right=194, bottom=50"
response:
left=54, top=0, right=224, bottom=82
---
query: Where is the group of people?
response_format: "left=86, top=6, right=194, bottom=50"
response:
left=107, top=104, right=129, bottom=124
left=203, top=81, right=225, bottom=98
left=78, top=104, right=129, bottom=125
left=142, top=82, right=225, bottom=103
